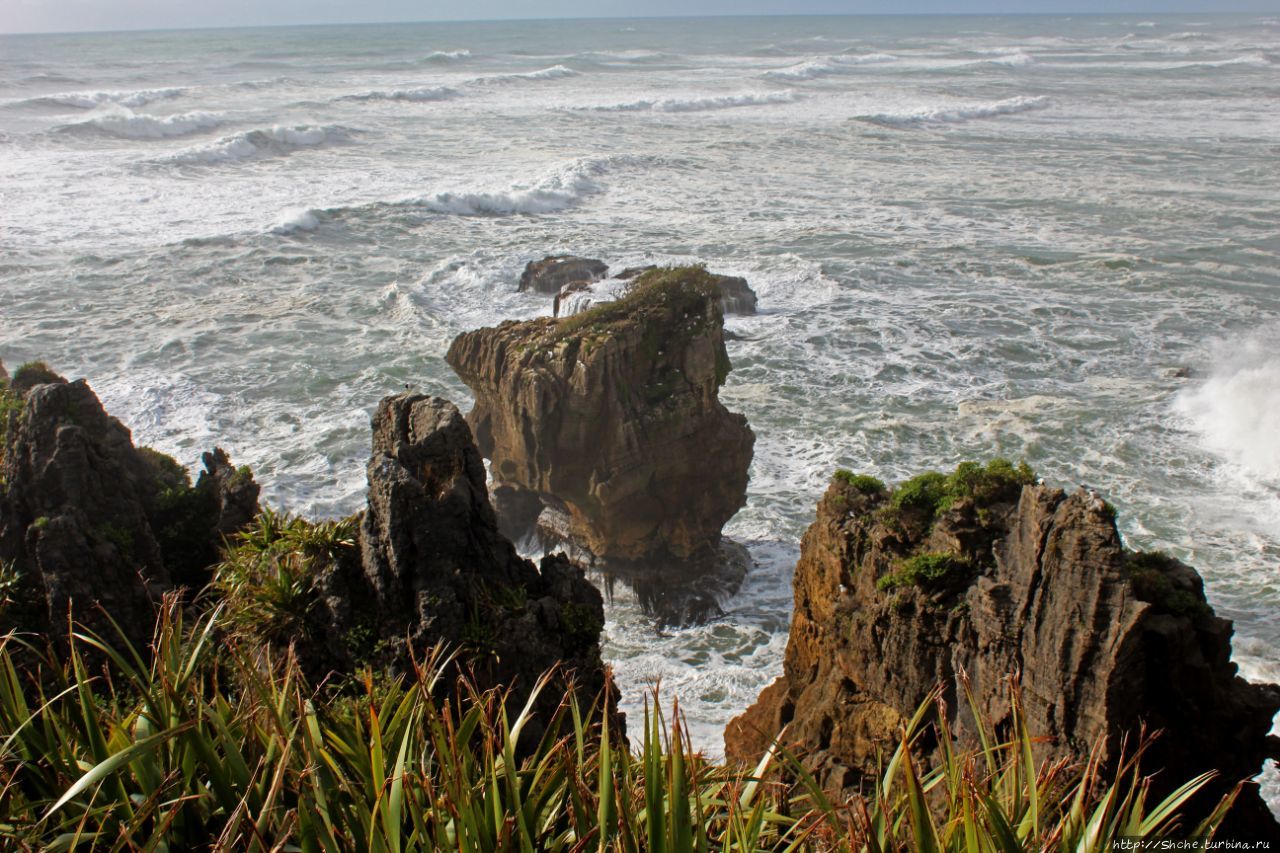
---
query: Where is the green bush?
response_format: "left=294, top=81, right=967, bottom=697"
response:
left=1126, top=551, right=1210, bottom=618
left=877, top=552, right=973, bottom=592
left=0, top=598, right=1237, bottom=850
left=890, top=458, right=1036, bottom=523
left=834, top=470, right=887, bottom=494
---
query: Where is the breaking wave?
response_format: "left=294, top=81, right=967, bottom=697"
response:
left=335, top=86, right=458, bottom=103
left=57, top=106, right=224, bottom=139
left=591, top=90, right=802, bottom=112
left=421, top=49, right=471, bottom=62
left=859, top=95, right=1049, bottom=126
left=470, top=65, right=578, bottom=84
left=415, top=154, right=658, bottom=216
left=5, top=87, right=186, bottom=110
left=162, top=124, right=356, bottom=165
left=763, top=53, right=897, bottom=81
left=1175, top=326, right=1280, bottom=487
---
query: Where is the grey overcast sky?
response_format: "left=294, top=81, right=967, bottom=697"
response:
left=3, top=0, right=1278, bottom=35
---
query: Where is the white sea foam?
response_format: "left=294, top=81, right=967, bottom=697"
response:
left=60, top=106, right=223, bottom=139
left=860, top=95, right=1050, bottom=126
left=273, top=207, right=321, bottom=233
left=416, top=154, right=653, bottom=216
left=1175, top=326, right=1280, bottom=486
left=470, top=64, right=577, bottom=84
left=6, top=87, right=186, bottom=110
left=164, top=124, right=354, bottom=164
left=985, top=51, right=1036, bottom=67
left=421, top=49, right=471, bottom=62
left=592, top=90, right=802, bottom=112
left=763, top=53, right=896, bottom=80
left=336, top=85, right=458, bottom=103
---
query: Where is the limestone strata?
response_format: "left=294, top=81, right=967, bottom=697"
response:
left=0, top=365, right=259, bottom=648
left=447, top=267, right=754, bottom=569
left=313, top=393, right=613, bottom=736
left=518, top=255, right=607, bottom=294
left=725, top=471, right=1280, bottom=839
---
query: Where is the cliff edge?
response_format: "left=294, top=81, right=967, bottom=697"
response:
left=725, top=462, right=1280, bottom=839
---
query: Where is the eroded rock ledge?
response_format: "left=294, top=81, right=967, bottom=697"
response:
left=0, top=361, right=260, bottom=651
left=0, top=363, right=613, bottom=737
left=447, top=266, right=755, bottom=623
left=725, top=462, right=1280, bottom=839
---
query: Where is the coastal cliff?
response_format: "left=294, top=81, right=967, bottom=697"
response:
left=0, top=361, right=259, bottom=649
left=446, top=266, right=755, bottom=622
left=725, top=462, right=1280, bottom=838
left=0, top=363, right=613, bottom=735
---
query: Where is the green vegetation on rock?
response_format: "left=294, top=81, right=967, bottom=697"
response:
left=1126, top=550, right=1211, bottom=618
left=0, top=599, right=1237, bottom=849
left=834, top=470, right=887, bottom=494
left=889, top=458, right=1035, bottom=524
left=213, top=508, right=357, bottom=646
left=877, top=551, right=973, bottom=592
left=554, top=264, right=724, bottom=342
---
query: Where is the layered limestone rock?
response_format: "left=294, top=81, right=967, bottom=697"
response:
left=304, top=393, right=613, bottom=737
left=518, top=255, right=607, bottom=294
left=447, top=266, right=755, bottom=623
left=0, top=363, right=259, bottom=649
left=725, top=463, right=1280, bottom=839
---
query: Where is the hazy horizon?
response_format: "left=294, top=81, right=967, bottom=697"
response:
left=3, top=3, right=1279, bottom=36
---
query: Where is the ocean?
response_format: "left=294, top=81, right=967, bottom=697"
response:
left=1, top=12, right=1278, bottom=779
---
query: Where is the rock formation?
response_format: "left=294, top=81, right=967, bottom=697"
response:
left=555, top=265, right=758, bottom=318
left=448, top=266, right=755, bottom=623
left=294, top=393, right=614, bottom=739
left=725, top=463, right=1280, bottom=839
left=518, top=255, right=607, bottom=294
left=0, top=362, right=259, bottom=649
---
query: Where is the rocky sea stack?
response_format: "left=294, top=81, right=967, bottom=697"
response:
left=447, top=266, right=756, bottom=623
left=725, top=462, right=1280, bottom=839
left=0, top=363, right=612, bottom=738
left=0, top=361, right=260, bottom=651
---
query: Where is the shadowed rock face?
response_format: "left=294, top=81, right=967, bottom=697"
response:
left=725, top=474, right=1280, bottom=839
left=0, top=368, right=259, bottom=649
left=328, top=393, right=613, bottom=737
left=518, top=255, right=607, bottom=294
left=446, top=268, right=755, bottom=621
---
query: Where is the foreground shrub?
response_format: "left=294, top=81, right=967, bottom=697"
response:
left=0, top=599, right=1239, bottom=850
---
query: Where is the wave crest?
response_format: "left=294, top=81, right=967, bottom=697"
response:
left=58, top=106, right=223, bottom=139
left=6, top=87, right=186, bottom=110
left=336, top=86, right=458, bottom=103
left=591, top=90, right=802, bottom=112
left=860, top=95, right=1049, bottom=126
left=164, top=124, right=356, bottom=164
left=416, top=154, right=658, bottom=216
left=763, top=53, right=897, bottom=81
left=471, top=65, right=578, bottom=84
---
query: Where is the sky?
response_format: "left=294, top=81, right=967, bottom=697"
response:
left=2, top=0, right=1278, bottom=35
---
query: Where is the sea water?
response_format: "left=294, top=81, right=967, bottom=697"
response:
left=2, top=13, right=1278, bottom=785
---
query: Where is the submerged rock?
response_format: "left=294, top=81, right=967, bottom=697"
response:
left=0, top=365, right=259, bottom=649
left=518, top=255, right=607, bottom=294
left=447, top=266, right=755, bottom=623
left=725, top=464, right=1280, bottom=839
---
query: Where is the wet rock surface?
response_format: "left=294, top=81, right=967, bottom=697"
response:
left=725, top=471, right=1280, bottom=839
left=448, top=266, right=755, bottom=623
left=518, top=254, right=607, bottom=294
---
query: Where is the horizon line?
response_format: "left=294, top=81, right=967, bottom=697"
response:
left=1, top=9, right=1269, bottom=38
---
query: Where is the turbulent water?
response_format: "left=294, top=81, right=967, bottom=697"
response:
left=2, top=13, right=1279, bottom=775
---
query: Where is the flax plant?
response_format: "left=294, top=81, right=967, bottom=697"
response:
left=0, top=598, right=1239, bottom=850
